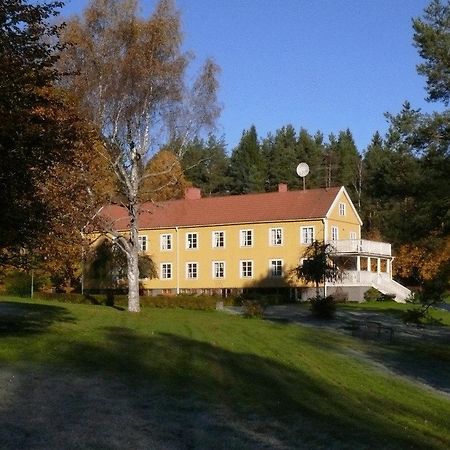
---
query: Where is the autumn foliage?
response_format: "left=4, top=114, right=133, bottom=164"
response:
left=394, top=238, right=450, bottom=284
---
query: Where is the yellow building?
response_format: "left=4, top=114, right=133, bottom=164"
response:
left=102, top=184, right=410, bottom=301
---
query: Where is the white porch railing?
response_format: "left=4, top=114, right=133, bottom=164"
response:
left=329, top=270, right=380, bottom=285
left=329, top=239, right=391, bottom=257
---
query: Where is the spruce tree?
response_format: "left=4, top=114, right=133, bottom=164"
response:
left=228, top=126, right=267, bottom=193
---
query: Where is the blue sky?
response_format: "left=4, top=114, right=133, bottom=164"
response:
left=61, top=0, right=436, bottom=153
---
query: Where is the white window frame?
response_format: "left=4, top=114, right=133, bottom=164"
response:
left=186, top=262, right=198, bottom=279
left=350, top=231, right=357, bottom=240
left=300, top=226, right=314, bottom=245
left=160, top=263, right=172, bottom=280
left=339, top=203, right=346, bottom=216
left=212, top=261, right=225, bottom=279
left=331, top=226, right=339, bottom=241
left=138, top=235, right=148, bottom=252
left=240, top=260, right=253, bottom=278
left=269, top=227, right=283, bottom=246
left=160, top=233, right=172, bottom=251
left=240, top=229, right=253, bottom=247
left=212, top=230, right=225, bottom=248
left=186, top=232, right=198, bottom=250
left=269, top=259, right=283, bottom=278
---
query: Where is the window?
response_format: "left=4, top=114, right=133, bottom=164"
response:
left=212, top=261, right=225, bottom=278
left=270, top=228, right=283, bottom=246
left=186, top=232, right=198, bottom=249
left=160, top=263, right=172, bottom=279
left=212, top=231, right=225, bottom=248
left=339, top=203, right=346, bottom=216
left=331, top=226, right=339, bottom=241
left=186, top=262, right=198, bottom=279
left=138, top=235, right=148, bottom=252
left=240, top=260, right=253, bottom=278
left=270, top=259, right=283, bottom=277
left=350, top=231, right=357, bottom=240
left=160, top=234, right=172, bottom=251
left=240, top=229, right=253, bottom=247
left=301, top=226, right=314, bottom=245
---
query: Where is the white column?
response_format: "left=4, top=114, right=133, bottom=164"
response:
left=377, top=258, right=381, bottom=274
left=367, top=257, right=371, bottom=272
left=356, top=256, right=360, bottom=271
left=387, top=259, right=391, bottom=275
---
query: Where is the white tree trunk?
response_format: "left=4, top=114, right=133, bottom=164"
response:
left=126, top=244, right=140, bottom=312
left=126, top=146, right=141, bottom=313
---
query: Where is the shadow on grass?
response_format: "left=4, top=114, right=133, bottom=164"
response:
left=26, top=327, right=445, bottom=449
left=1, top=306, right=449, bottom=448
left=0, top=301, right=75, bottom=336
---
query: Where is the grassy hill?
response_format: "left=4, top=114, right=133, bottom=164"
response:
left=0, top=297, right=449, bottom=449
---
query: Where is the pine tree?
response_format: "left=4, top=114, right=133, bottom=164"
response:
left=413, top=0, right=450, bottom=105
left=266, top=125, right=299, bottom=190
left=335, top=129, right=360, bottom=192
left=228, top=126, right=266, bottom=193
left=181, top=135, right=229, bottom=195
left=297, top=128, right=325, bottom=188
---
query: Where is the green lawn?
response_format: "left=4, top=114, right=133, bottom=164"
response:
left=339, top=299, right=450, bottom=326
left=1, top=297, right=450, bottom=449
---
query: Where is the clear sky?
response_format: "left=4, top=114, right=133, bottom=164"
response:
left=61, top=0, right=436, bottom=153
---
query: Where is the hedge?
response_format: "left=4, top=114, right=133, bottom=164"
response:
left=34, top=292, right=223, bottom=311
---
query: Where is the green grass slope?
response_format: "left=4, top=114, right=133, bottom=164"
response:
left=0, top=297, right=449, bottom=449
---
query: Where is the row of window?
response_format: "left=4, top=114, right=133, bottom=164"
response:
left=159, top=259, right=284, bottom=280
left=138, top=226, right=357, bottom=252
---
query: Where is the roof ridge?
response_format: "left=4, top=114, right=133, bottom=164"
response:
left=140, top=185, right=342, bottom=208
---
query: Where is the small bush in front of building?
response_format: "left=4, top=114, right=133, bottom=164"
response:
left=310, top=295, right=336, bottom=319
left=363, top=287, right=383, bottom=302
left=141, top=294, right=217, bottom=310
left=242, top=300, right=266, bottom=318
left=35, top=292, right=218, bottom=310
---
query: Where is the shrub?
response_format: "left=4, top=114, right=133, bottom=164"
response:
left=402, top=305, right=442, bottom=326
left=402, top=307, right=427, bottom=325
left=242, top=300, right=265, bottom=318
left=4, top=271, right=47, bottom=297
left=380, top=293, right=396, bottom=301
left=140, top=294, right=217, bottom=310
left=363, top=287, right=383, bottom=302
left=363, top=288, right=396, bottom=302
left=36, top=292, right=102, bottom=305
left=34, top=292, right=218, bottom=310
left=310, top=295, right=336, bottom=319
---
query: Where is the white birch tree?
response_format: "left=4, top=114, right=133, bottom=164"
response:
left=60, top=0, right=220, bottom=312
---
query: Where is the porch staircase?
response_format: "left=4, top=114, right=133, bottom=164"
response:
left=329, top=271, right=411, bottom=303
left=371, top=276, right=411, bottom=303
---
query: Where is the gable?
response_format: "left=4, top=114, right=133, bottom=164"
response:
left=325, top=187, right=362, bottom=226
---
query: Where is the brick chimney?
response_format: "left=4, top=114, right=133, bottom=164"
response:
left=278, top=183, right=288, bottom=193
left=184, top=187, right=202, bottom=200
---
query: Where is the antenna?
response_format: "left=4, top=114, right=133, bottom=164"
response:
left=296, top=162, right=309, bottom=190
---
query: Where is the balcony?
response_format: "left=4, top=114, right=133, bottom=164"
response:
left=329, top=239, right=391, bottom=257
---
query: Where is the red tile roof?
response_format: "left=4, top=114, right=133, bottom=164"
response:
left=101, top=186, right=342, bottom=231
